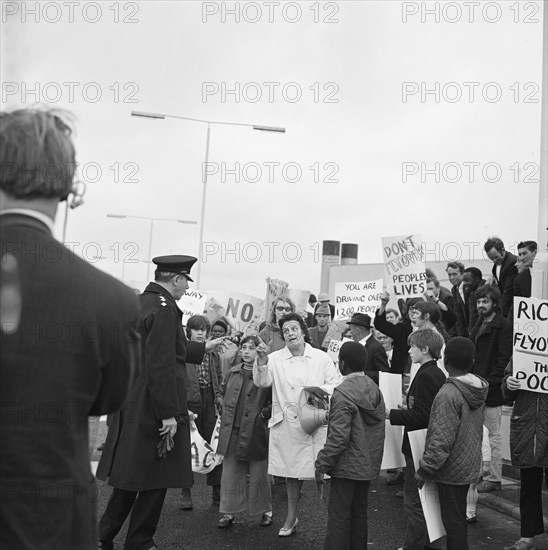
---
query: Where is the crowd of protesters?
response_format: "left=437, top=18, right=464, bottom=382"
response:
left=171, top=239, right=541, bottom=550
left=1, top=108, right=545, bottom=550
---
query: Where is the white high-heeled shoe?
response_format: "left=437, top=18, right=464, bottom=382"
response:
left=278, top=517, right=298, bottom=537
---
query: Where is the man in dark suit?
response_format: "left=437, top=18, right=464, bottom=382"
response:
left=97, top=256, right=227, bottom=550
left=514, top=240, right=537, bottom=299
left=0, top=109, right=141, bottom=550
left=456, top=267, right=485, bottom=338
left=346, top=313, right=390, bottom=383
left=484, top=237, right=518, bottom=317
left=445, top=261, right=467, bottom=336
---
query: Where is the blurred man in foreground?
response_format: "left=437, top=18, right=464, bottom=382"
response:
left=0, top=108, right=141, bottom=549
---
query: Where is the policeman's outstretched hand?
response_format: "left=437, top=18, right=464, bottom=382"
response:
left=159, top=417, right=178, bottom=437
left=205, top=336, right=229, bottom=353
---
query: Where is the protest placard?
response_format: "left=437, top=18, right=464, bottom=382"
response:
left=287, top=288, right=311, bottom=313
left=264, top=277, right=289, bottom=320
left=408, top=430, right=446, bottom=542
left=512, top=297, right=548, bottom=394
left=382, top=234, right=426, bottom=298
left=379, top=373, right=405, bottom=470
left=325, top=337, right=352, bottom=365
left=204, top=290, right=265, bottom=335
left=334, top=279, right=383, bottom=320
left=178, top=289, right=208, bottom=325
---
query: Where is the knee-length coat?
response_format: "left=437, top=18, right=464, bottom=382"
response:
left=97, top=282, right=205, bottom=490
left=253, top=344, right=342, bottom=478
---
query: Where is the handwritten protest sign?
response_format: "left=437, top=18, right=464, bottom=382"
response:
left=513, top=297, right=548, bottom=394
left=178, top=290, right=208, bottom=325
left=408, top=430, right=446, bottom=542
left=382, top=234, right=426, bottom=298
left=264, top=277, right=289, bottom=321
left=326, top=337, right=352, bottom=365
left=287, top=288, right=311, bottom=313
left=334, top=279, right=383, bottom=320
left=204, top=290, right=265, bottom=335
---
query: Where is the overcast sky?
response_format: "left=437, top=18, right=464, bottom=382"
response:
left=2, top=1, right=544, bottom=297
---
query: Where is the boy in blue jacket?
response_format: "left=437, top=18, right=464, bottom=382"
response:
left=315, top=341, right=385, bottom=550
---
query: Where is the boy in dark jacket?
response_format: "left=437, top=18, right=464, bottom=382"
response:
left=315, top=342, right=385, bottom=550
left=415, top=337, right=488, bottom=550
left=388, top=328, right=446, bottom=550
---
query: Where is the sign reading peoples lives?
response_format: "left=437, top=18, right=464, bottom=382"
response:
left=513, top=297, right=548, bottom=394
left=382, top=234, right=426, bottom=298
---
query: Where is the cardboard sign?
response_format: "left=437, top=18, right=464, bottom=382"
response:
left=325, top=337, right=352, bottom=364
left=408, top=429, right=446, bottom=542
left=287, top=288, right=311, bottom=313
left=264, top=277, right=289, bottom=321
left=178, top=290, right=208, bottom=325
left=334, top=279, right=383, bottom=320
left=382, top=234, right=426, bottom=298
left=379, top=373, right=405, bottom=470
left=204, top=290, right=265, bottom=334
left=513, top=297, right=548, bottom=394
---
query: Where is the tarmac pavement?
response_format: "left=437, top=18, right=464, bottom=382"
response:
left=91, top=418, right=548, bottom=550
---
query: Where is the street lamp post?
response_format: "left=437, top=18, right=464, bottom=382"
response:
left=131, top=110, right=285, bottom=287
left=107, top=214, right=197, bottom=281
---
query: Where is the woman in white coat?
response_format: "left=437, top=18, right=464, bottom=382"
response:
left=254, top=313, right=342, bottom=536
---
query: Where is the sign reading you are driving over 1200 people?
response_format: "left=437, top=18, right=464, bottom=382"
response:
left=382, top=234, right=426, bottom=298
left=513, top=297, right=548, bottom=394
left=334, top=279, right=384, bottom=321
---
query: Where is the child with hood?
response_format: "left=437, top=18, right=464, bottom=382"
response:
left=415, top=337, right=488, bottom=550
left=315, top=341, right=385, bottom=550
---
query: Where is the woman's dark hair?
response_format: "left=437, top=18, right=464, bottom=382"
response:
left=185, top=314, right=210, bottom=339
left=413, top=301, right=450, bottom=343
left=278, top=313, right=311, bottom=344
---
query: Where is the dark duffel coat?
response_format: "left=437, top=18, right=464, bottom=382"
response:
left=97, top=282, right=205, bottom=490
left=469, top=311, right=512, bottom=407
left=0, top=214, right=141, bottom=550
left=217, top=363, right=271, bottom=461
left=374, top=310, right=413, bottom=374
left=502, top=360, right=548, bottom=468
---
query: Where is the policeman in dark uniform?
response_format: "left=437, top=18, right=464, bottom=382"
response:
left=97, top=255, right=226, bottom=550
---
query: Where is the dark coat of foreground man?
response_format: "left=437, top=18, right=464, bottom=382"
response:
left=0, top=109, right=142, bottom=550
left=0, top=215, right=141, bottom=549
